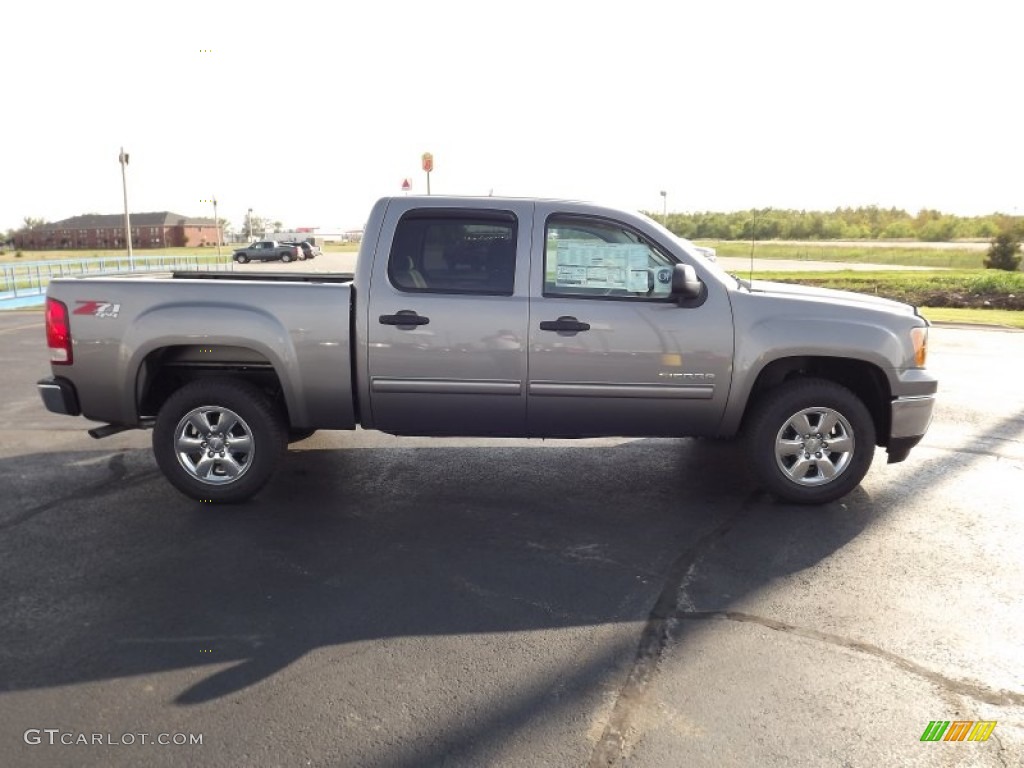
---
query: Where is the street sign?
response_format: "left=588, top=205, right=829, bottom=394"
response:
left=401, top=178, right=411, bottom=192
left=421, top=153, right=434, bottom=173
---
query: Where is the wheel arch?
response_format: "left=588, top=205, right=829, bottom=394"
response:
left=739, top=356, right=892, bottom=446
left=135, top=343, right=299, bottom=430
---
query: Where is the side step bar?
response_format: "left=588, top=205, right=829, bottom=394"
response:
left=88, top=418, right=155, bottom=439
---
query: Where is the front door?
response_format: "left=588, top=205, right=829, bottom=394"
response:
left=527, top=207, right=734, bottom=438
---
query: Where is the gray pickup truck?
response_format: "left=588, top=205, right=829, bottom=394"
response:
left=38, top=196, right=936, bottom=504
left=232, top=240, right=302, bottom=263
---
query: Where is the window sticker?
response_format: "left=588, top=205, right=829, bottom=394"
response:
left=553, top=242, right=652, bottom=291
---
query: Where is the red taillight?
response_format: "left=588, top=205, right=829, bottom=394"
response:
left=46, top=298, right=73, bottom=365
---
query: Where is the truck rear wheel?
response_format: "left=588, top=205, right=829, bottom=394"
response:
left=153, top=378, right=286, bottom=503
left=745, top=378, right=875, bottom=504
left=281, top=252, right=293, bottom=263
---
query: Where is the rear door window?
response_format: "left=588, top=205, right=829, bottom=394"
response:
left=388, top=211, right=517, bottom=296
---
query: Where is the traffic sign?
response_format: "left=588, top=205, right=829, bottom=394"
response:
left=401, top=178, right=411, bottom=192
left=421, top=153, right=434, bottom=173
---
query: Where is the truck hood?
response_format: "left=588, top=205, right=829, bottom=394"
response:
left=747, top=279, right=917, bottom=316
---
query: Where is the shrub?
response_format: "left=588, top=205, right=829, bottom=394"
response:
left=984, top=232, right=1022, bottom=271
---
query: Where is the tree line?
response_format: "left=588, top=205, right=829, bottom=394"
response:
left=645, top=206, right=1022, bottom=242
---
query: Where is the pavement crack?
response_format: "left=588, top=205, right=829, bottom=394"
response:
left=990, top=731, right=1010, bottom=768
left=587, top=491, right=760, bottom=767
left=676, top=610, right=1024, bottom=708
left=0, top=453, right=160, bottom=531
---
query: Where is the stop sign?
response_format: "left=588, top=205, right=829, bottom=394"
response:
left=421, top=152, right=434, bottom=173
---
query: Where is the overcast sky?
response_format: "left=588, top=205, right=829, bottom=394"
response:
left=3, top=0, right=1020, bottom=233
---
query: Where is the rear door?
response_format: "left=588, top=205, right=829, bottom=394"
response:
left=366, top=201, right=533, bottom=436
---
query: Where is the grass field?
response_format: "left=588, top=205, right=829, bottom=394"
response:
left=918, top=307, right=1024, bottom=328
left=751, top=269, right=1024, bottom=289
left=749, top=269, right=1024, bottom=311
left=707, top=241, right=986, bottom=269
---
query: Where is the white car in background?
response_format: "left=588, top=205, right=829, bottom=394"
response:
left=677, top=236, right=717, bottom=262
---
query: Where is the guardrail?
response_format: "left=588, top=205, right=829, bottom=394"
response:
left=0, top=255, right=235, bottom=308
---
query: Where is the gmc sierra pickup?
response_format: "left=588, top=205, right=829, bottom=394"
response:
left=38, top=196, right=937, bottom=504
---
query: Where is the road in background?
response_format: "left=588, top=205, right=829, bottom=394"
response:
left=1, top=313, right=1021, bottom=767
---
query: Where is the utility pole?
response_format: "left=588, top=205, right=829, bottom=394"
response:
left=247, top=208, right=253, bottom=241
left=660, top=190, right=668, bottom=226
left=119, top=147, right=134, bottom=269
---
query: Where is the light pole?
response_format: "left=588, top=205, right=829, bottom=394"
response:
left=247, top=208, right=253, bottom=241
left=119, top=147, right=134, bottom=269
left=660, top=190, right=667, bottom=226
left=212, top=196, right=221, bottom=258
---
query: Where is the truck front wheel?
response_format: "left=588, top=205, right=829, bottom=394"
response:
left=746, top=378, right=875, bottom=504
left=153, top=378, right=286, bottom=503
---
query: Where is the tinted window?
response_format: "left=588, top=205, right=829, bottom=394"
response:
left=388, top=212, right=517, bottom=295
left=544, top=215, right=675, bottom=300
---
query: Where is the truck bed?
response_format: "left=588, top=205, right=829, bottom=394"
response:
left=44, top=273, right=357, bottom=431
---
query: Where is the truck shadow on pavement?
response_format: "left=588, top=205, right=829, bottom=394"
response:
left=3, top=417, right=1016, bottom=766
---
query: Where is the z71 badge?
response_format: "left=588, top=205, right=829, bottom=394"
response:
left=73, top=301, right=121, bottom=318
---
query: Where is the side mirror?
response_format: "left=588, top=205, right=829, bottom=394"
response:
left=671, top=263, right=702, bottom=300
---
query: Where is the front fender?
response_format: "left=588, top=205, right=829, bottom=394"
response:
left=721, top=313, right=904, bottom=434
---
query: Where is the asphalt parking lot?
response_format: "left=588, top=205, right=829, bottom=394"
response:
left=0, top=310, right=1021, bottom=767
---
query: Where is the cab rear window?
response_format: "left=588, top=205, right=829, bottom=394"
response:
left=388, top=211, right=517, bottom=296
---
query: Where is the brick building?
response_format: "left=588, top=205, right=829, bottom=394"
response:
left=14, top=212, right=220, bottom=250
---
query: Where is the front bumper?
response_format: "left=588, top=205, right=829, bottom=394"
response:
left=886, top=393, right=936, bottom=463
left=37, top=376, right=81, bottom=416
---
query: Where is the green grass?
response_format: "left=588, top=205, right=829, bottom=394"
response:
left=746, top=269, right=1024, bottom=310
left=708, top=241, right=986, bottom=269
left=751, top=269, right=1024, bottom=289
left=919, top=307, right=1024, bottom=328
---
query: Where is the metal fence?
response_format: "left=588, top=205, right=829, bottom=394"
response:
left=0, top=255, right=235, bottom=308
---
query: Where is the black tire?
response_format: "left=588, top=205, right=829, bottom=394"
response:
left=235, top=254, right=249, bottom=264
left=745, top=378, right=875, bottom=504
left=281, top=252, right=293, bottom=263
left=153, top=378, right=287, bottom=503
